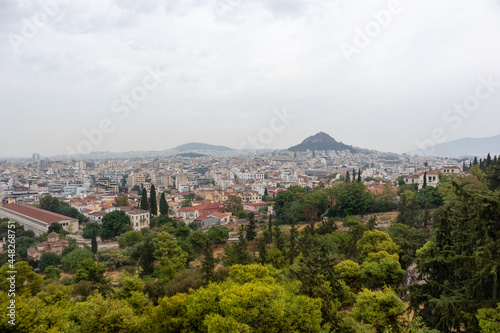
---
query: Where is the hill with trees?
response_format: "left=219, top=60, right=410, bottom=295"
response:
left=288, top=132, right=358, bottom=152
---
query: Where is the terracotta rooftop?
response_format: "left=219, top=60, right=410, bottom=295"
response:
left=1, top=203, right=78, bottom=224
left=127, top=209, right=149, bottom=214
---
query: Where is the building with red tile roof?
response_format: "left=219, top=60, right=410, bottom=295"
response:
left=0, top=203, right=78, bottom=235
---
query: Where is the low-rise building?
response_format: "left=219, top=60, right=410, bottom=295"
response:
left=0, top=203, right=78, bottom=235
left=126, top=209, right=150, bottom=231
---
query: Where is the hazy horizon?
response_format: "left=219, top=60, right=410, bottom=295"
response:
left=2, top=0, right=500, bottom=157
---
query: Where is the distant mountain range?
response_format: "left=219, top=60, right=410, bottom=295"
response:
left=408, top=135, right=500, bottom=157
left=288, top=132, right=357, bottom=152
left=173, top=142, right=232, bottom=152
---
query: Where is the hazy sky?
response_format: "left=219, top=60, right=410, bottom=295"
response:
left=1, top=0, right=500, bottom=157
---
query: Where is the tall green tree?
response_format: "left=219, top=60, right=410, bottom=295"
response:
left=289, top=222, right=299, bottom=265
left=410, top=182, right=500, bottom=332
left=327, top=181, right=373, bottom=218
left=100, top=210, right=131, bottom=240
left=61, top=248, right=94, bottom=273
left=159, top=192, right=169, bottom=216
left=141, top=188, right=149, bottom=211
left=200, top=240, right=215, bottom=283
left=139, top=237, right=155, bottom=277
left=74, top=259, right=108, bottom=284
left=396, top=190, right=421, bottom=228
left=268, top=214, right=273, bottom=244
left=153, top=232, right=188, bottom=281
left=38, top=252, right=61, bottom=272
left=91, top=233, right=98, bottom=254
left=223, top=226, right=252, bottom=266
left=149, top=185, right=158, bottom=216
left=353, top=287, right=405, bottom=333
left=245, top=217, right=257, bottom=242
left=149, top=184, right=158, bottom=216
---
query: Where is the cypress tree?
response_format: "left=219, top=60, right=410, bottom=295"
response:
left=289, top=222, right=299, bottom=265
left=352, top=169, right=356, bottom=182
left=256, top=236, right=267, bottom=264
left=486, top=153, right=492, bottom=168
left=358, top=169, right=362, bottom=182
left=345, top=171, right=350, bottom=182
left=139, top=237, right=155, bottom=277
left=268, top=214, right=273, bottom=244
left=140, top=188, right=149, bottom=211
left=263, top=188, right=268, bottom=201
left=91, top=233, right=98, bottom=254
left=200, top=240, right=215, bottom=283
left=149, top=185, right=157, bottom=216
left=423, top=171, right=427, bottom=188
left=274, top=221, right=284, bottom=251
left=159, top=191, right=169, bottom=216
left=236, top=225, right=252, bottom=265
left=473, top=156, right=478, bottom=165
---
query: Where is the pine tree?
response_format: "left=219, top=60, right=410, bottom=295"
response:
left=149, top=185, right=157, bottom=216
left=159, top=191, right=169, bottom=216
left=91, top=232, right=98, bottom=254
left=140, top=188, right=149, bottom=211
left=200, top=240, right=215, bottom=283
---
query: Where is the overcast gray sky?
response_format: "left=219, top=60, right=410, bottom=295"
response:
left=1, top=0, right=500, bottom=157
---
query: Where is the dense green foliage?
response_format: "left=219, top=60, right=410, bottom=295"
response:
left=100, top=210, right=132, bottom=240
